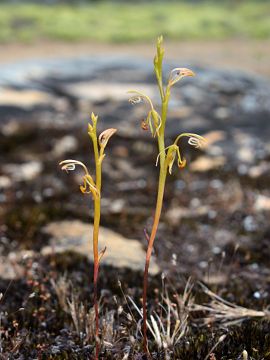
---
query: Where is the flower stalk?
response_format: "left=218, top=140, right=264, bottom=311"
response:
left=129, top=36, right=205, bottom=355
left=59, top=113, right=116, bottom=360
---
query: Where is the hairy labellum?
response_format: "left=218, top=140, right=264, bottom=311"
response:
left=188, top=137, right=203, bottom=149
left=128, top=96, right=144, bottom=105
left=59, top=159, right=89, bottom=175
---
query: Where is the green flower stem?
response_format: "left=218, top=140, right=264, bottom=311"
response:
left=142, top=90, right=169, bottom=354
left=60, top=116, right=116, bottom=360
left=91, top=130, right=102, bottom=360
left=156, top=75, right=165, bottom=102
left=135, top=38, right=198, bottom=355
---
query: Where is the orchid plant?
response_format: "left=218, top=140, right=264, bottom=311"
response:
left=59, top=113, right=116, bottom=360
left=128, top=36, right=206, bottom=354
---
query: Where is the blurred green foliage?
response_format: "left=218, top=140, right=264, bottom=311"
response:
left=0, top=1, right=269, bottom=43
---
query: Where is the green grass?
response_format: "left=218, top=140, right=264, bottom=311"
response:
left=0, top=1, right=269, bottom=43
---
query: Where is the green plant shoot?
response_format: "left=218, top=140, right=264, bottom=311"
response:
left=59, top=113, right=116, bottom=360
left=128, top=36, right=206, bottom=354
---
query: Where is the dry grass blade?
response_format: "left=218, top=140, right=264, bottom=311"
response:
left=51, top=275, right=70, bottom=312
left=191, top=283, right=269, bottom=327
left=126, top=278, right=193, bottom=350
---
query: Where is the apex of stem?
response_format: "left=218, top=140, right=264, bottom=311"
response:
left=88, top=112, right=98, bottom=136
left=154, top=36, right=165, bottom=81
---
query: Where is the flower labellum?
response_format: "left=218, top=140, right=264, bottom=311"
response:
left=129, top=96, right=144, bottom=105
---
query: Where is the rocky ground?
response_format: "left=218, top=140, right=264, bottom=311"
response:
left=0, top=55, right=270, bottom=359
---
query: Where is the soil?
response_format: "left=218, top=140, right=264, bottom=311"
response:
left=0, top=50, right=270, bottom=359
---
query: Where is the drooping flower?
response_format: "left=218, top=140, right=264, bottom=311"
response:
left=59, top=159, right=99, bottom=198
left=156, top=133, right=206, bottom=174
left=128, top=90, right=161, bottom=137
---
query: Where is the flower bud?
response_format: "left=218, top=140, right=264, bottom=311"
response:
left=91, top=112, right=98, bottom=125
left=141, top=120, right=149, bottom=131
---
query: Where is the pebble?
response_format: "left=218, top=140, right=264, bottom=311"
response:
left=254, top=195, right=270, bottom=212
left=52, top=135, right=78, bottom=157
left=214, top=107, right=230, bottom=120
left=243, top=215, right=258, bottom=232
left=42, top=220, right=159, bottom=274
left=190, top=156, right=226, bottom=172
left=0, top=176, right=11, bottom=189
left=248, top=162, right=270, bottom=178
left=0, top=89, right=54, bottom=109
left=3, top=161, right=43, bottom=182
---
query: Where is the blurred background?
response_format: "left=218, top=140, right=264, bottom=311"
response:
left=1, top=0, right=270, bottom=282
left=0, top=0, right=270, bottom=75
left=1, top=1, right=270, bottom=356
left=1, top=0, right=270, bottom=275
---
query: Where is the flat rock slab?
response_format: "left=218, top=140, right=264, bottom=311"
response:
left=1, top=56, right=270, bottom=169
left=0, top=89, right=54, bottom=109
left=0, top=256, right=25, bottom=280
left=42, top=220, right=159, bottom=275
left=63, top=82, right=157, bottom=102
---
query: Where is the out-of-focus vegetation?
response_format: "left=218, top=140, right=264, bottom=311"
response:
left=0, top=1, right=269, bottom=43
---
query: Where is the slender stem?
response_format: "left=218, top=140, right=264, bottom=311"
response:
left=142, top=168, right=166, bottom=354
left=156, top=76, right=165, bottom=102
left=92, top=132, right=102, bottom=360
left=93, top=198, right=100, bottom=360
left=142, top=92, right=169, bottom=354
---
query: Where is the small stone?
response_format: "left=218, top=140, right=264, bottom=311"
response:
left=0, top=176, right=11, bottom=189
left=199, top=261, right=208, bottom=269
left=243, top=216, right=257, bottom=232
left=190, top=156, right=226, bottom=172
left=203, top=273, right=227, bottom=285
left=208, top=210, right=217, bottom=219
left=169, top=106, right=193, bottom=118
left=42, top=220, right=159, bottom=274
left=0, top=89, right=54, bottom=109
left=254, top=195, right=270, bottom=212
left=209, top=179, right=223, bottom=190
left=237, top=147, right=253, bottom=163
left=3, top=161, right=43, bottom=182
left=0, top=256, right=25, bottom=280
left=237, top=164, right=249, bottom=175
left=113, top=145, right=129, bottom=158
left=190, top=198, right=201, bottom=208
left=1, top=121, right=20, bottom=136
left=206, top=145, right=224, bottom=156
left=214, top=107, right=230, bottom=120
left=109, top=199, right=125, bottom=213
left=64, top=82, right=155, bottom=103
left=253, top=291, right=261, bottom=299
left=52, top=135, right=78, bottom=157
left=166, top=204, right=209, bottom=226
left=202, top=130, right=225, bottom=149
left=182, top=85, right=204, bottom=104
left=248, top=162, right=270, bottom=178
left=214, top=229, right=234, bottom=246
left=165, top=207, right=190, bottom=226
